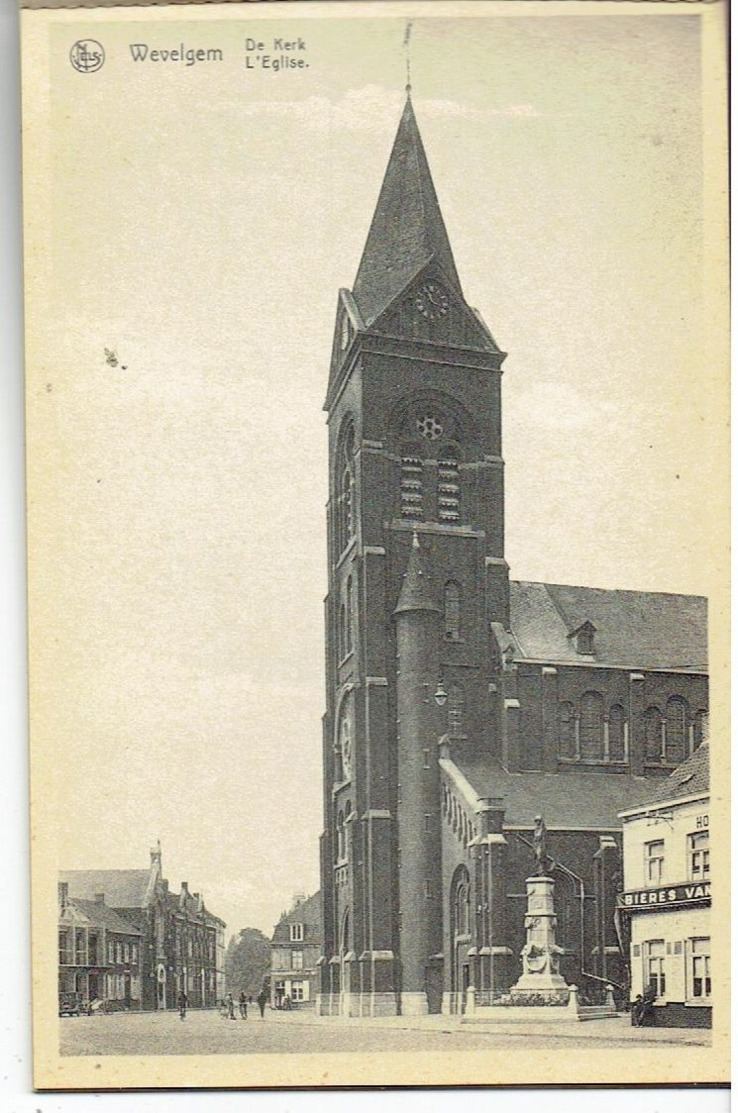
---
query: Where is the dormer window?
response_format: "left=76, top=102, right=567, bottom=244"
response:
left=570, top=621, right=596, bottom=656
left=289, top=922, right=304, bottom=942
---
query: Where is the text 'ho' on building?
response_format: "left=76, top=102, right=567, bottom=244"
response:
left=316, top=89, right=708, bottom=1019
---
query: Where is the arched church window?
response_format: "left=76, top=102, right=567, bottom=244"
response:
left=338, top=603, right=346, bottom=660
left=438, top=446, right=461, bottom=523
left=336, top=426, right=355, bottom=555
left=644, top=706, right=663, bottom=764
left=444, top=581, right=462, bottom=641
left=400, top=443, right=424, bottom=521
left=448, top=683, right=465, bottom=739
left=694, top=710, right=709, bottom=750
left=608, top=704, right=626, bottom=763
left=558, top=701, right=576, bottom=759
left=665, top=696, right=688, bottom=765
left=337, top=808, right=345, bottom=860
left=580, top=692, right=604, bottom=761
left=345, top=575, right=354, bottom=654
left=452, top=868, right=471, bottom=938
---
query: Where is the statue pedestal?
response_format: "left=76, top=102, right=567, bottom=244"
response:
left=510, top=875, right=568, bottom=998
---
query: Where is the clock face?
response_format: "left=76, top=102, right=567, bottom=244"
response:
left=340, top=714, right=352, bottom=780
left=414, top=281, right=450, bottom=320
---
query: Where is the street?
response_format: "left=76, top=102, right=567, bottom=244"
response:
left=59, top=1007, right=712, bottom=1057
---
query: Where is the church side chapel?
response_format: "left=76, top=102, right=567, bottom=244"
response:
left=316, top=91, right=708, bottom=1018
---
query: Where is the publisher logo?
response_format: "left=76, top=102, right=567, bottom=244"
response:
left=70, top=40, right=105, bottom=73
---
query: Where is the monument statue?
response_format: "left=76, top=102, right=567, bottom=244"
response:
left=532, top=815, right=552, bottom=876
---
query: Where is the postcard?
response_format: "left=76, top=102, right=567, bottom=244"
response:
left=20, top=0, right=729, bottom=1091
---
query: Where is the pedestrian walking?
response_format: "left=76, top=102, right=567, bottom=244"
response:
left=178, top=991, right=187, bottom=1021
left=226, top=992, right=236, bottom=1020
left=257, top=987, right=268, bottom=1018
left=239, top=991, right=248, bottom=1019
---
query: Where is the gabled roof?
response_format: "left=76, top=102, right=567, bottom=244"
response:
left=352, top=92, right=462, bottom=326
left=508, top=581, right=707, bottom=671
left=394, top=532, right=441, bottom=616
left=622, top=744, right=709, bottom=812
left=70, top=899, right=142, bottom=936
left=271, top=891, right=322, bottom=944
left=60, top=870, right=152, bottom=909
left=453, top=756, right=656, bottom=831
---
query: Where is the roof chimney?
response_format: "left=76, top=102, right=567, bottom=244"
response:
left=58, top=881, right=68, bottom=911
left=94, top=892, right=105, bottom=904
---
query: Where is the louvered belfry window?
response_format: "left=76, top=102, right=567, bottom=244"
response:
left=400, top=445, right=424, bottom=520
left=437, top=446, right=461, bottom=522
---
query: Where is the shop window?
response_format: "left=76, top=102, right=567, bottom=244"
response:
left=580, top=691, right=604, bottom=761
left=688, top=938, right=711, bottom=1001
left=292, top=982, right=307, bottom=1001
left=444, top=581, right=462, bottom=640
left=290, top=923, right=304, bottom=942
left=644, top=939, right=666, bottom=998
left=644, top=706, right=663, bottom=763
left=688, top=831, right=710, bottom=881
left=665, top=696, right=688, bottom=764
left=645, top=840, right=665, bottom=886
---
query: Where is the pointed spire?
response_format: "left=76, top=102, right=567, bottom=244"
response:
left=394, top=531, right=441, bottom=616
left=352, top=93, right=463, bottom=325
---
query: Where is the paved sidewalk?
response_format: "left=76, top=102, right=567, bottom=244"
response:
left=263, top=1008, right=710, bottom=1046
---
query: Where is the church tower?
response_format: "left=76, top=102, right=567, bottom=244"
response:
left=317, top=91, right=508, bottom=1017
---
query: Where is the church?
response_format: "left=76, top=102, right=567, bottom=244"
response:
left=316, top=91, right=708, bottom=1018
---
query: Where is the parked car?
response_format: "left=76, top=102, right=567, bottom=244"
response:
left=58, top=991, right=84, bottom=1017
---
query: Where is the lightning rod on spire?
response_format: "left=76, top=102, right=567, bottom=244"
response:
left=403, top=20, right=413, bottom=94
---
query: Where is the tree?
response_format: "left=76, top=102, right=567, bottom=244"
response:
left=224, top=927, right=271, bottom=997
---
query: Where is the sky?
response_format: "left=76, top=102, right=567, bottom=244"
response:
left=22, top=6, right=720, bottom=940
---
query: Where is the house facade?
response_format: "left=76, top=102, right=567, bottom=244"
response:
left=316, top=91, right=709, bottom=1018
left=58, top=883, right=143, bottom=1011
left=618, top=744, right=711, bottom=1027
left=270, top=892, right=322, bottom=1008
left=60, top=844, right=226, bottom=1010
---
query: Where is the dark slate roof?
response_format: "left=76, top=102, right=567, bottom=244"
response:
left=394, top=533, right=441, bottom=616
left=72, top=899, right=142, bottom=936
left=61, top=870, right=151, bottom=908
left=624, top=744, right=710, bottom=810
left=352, top=92, right=462, bottom=325
left=455, top=757, right=657, bottom=830
left=271, top=891, right=322, bottom=944
left=164, top=889, right=225, bottom=928
left=509, top=581, right=707, bottom=671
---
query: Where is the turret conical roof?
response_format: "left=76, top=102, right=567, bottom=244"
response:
left=352, top=91, right=463, bottom=326
left=394, top=532, right=441, bottom=616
